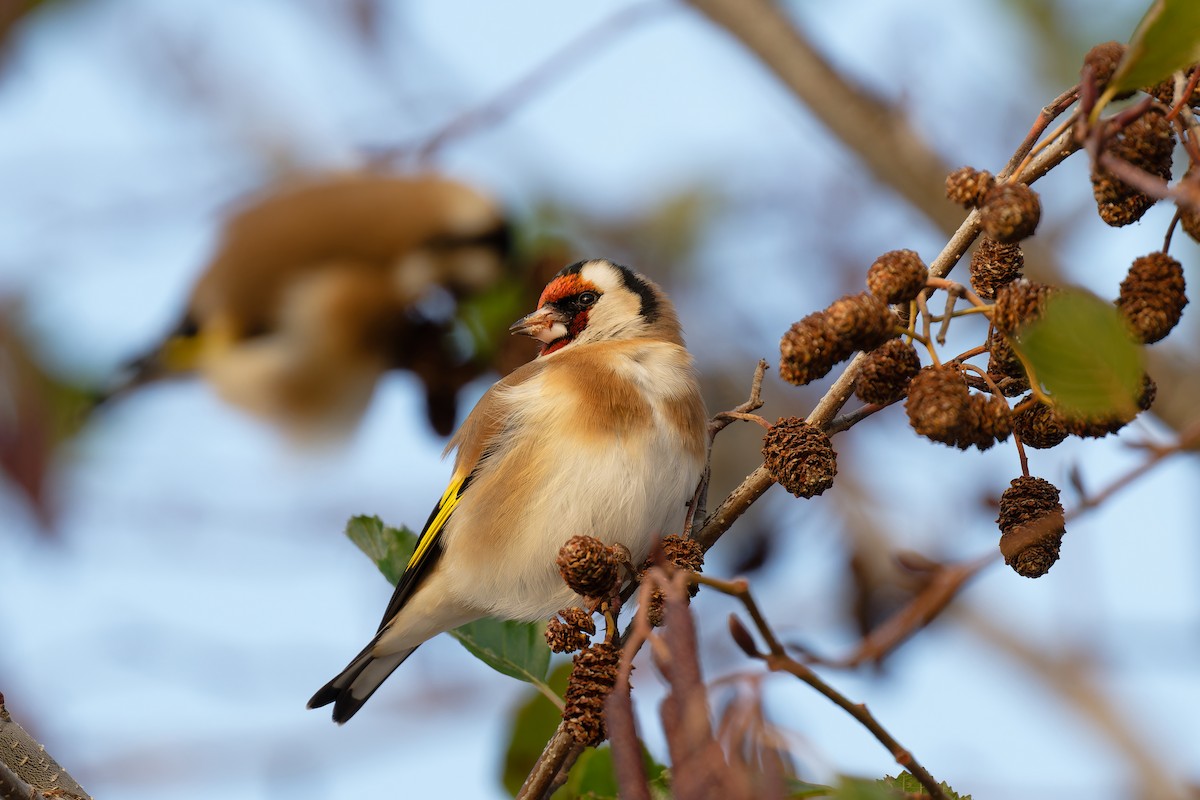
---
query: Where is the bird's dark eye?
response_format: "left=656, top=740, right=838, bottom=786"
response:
left=577, top=291, right=599, bottom=306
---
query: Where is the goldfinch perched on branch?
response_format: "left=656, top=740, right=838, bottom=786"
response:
left=309, top=258, right=707, bottom=723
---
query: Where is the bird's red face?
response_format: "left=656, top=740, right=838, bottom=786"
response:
left=510, top=272, right=602, bottom=356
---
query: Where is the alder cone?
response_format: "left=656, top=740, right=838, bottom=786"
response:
left=779, top=314, right=837, bottom=386
left=998, top=476, right=1065, bottom=578
left=970, top=238, right=1024, bottom=300
left=979, top=183, right=1041, bottom=243
left=1182, top=166, right=1200, bottom=243
left=992, top=279, right=1054, bottom=335
left=556, top=535, right=619, bottom=598
left=945, top=166, right=994, bottom=208
left=761, top=417, right=837, bottom=498
left=1090, top=110, right=1174, bottom=227
left=866, top=249, right=929, bottom=305
left=1116, top=252, right=1187, bottom=344
left=562, top=643, right=620, bottom=746
left=1082, top=41, right=1133, bottom=99
left=855, top=339, right=922, bottom=405
left=546, top=607, right=596, bottom=654
left=1012, top=401, right=1068, bottom=449
left=779, top=293, right=898, bottom=386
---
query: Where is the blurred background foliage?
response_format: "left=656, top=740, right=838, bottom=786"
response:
left=0, top=1, right=1197, bottom=799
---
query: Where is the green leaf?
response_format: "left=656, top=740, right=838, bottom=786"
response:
left=502, top=661, right=572, bottom=797
left=450, top=618, right=551, bottom=685
left=830, top=774, right=970, bottom=800
left=1010, top=290, right=1143, bottom=421
left=551, top=745, right=671, bottom=800
left=343, top=515, right=552, bottom=686
left=1109, top=0, right=1200, bottom=94
left=787, top=778, right=836, bottom=798
left=880, top=772, right=971, bottom=800
left=345, top=515, right=416, bottom=586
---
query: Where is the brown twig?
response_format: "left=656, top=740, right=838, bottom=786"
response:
left=712, top=579, right=948, bottom=800
left=998, top=85, right=1080, bottom=180
left=709, top=359, right=769, bottom=439
left=684, top=0, right=962, bottom=235
left=377, top=3, right=668, bottom=167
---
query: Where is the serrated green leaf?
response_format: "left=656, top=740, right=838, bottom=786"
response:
left=345, top=515, right=416, bottom=585
left=881, top=772, right=971, bottom=799
left=834, top=777, right=900, bottom=800
left=450, top=618, right=551, bottom=685
left=831, top=774, right=970, bottom=800
left=343, top=516, right=551, bottom=686
left=502, top=661, right=572, bottom=797
left=1010, top=290, right=1143, bottom=420
left=1110, top=0, right=1200, bottom=94
left=788, top=777, right=836, bottom=798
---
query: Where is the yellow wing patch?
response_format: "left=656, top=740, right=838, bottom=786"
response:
left=406, top=472, right=467, bottom=573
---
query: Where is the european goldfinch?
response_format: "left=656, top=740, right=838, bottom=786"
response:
left=309, top=258, right=707, bottom=723
left=111, top=173, right=511, bottom=436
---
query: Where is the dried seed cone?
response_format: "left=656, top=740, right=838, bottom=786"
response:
left=761, top=417, right=837, bottom=498
left=779, top=294, right=898, bottom=386
left=945, top=166, right=995, bottom=208
left=546, top=607, right=597, bottom=654
left=970, top=238, right=1024, bottom=300
left=1059, top=373, right=1157, bottom=439
left=1091, top=110, right=1174, bottom=227
left=969, top=393, right=1013, bottom=450
left=855, top=339, right=922, bottom=404
left=556, top=535, right=620, bottom=598
left=905, top=365, right=971, bottom=447
left=866, top=249, right=929, bottom=304
left=661, top=534, right=705, bottom=574
left=1082, top=41, right=1132, bottom=98
left=998, top=476, right=1065, bottom=578
left=1116, top=251, right=1187, bottom=344
left=1146, top=68, right=1200, bottom=107
left=1181, top=166, right=1200, bottom=243
left=1013, top=401, right=1068, bottom=449
left=779, top=314, right=837, bottom=386
left=562, top=642, right=620, bottom=746
left=986, top=327, right=1029, bottom=396
left=991, top=279, right=1054, bottom=335
left=642, top=535, right=707, bottom=626
left=979, top=182, right=1042, bottom=243
left=824, top=292, right=900, bottom=351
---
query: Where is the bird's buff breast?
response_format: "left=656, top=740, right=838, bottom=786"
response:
left=440, top=345, right=705, bottom=620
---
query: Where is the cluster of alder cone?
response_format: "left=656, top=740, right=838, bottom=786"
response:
left=544, top=533, right=704, bottom=747
left=768, top=40, right=1195, bottom=580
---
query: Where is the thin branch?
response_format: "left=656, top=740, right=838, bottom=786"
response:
left=998, top=85, right=1080, bottom=179
left=516, top=731, right=577, bottom=800
left=715, top=582, right=948, bottom=800
left=376, top=2, right=669, bottom=166
left=684, top=0, right=962, bottom=235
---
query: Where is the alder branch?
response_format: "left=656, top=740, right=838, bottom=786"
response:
left=0, top=694, right=92, bottom=800
left=684, top=0, right=962, bottom=234
left=709, top=577, right=949, bottom=800
left=373, top=2, right=669, bottom=167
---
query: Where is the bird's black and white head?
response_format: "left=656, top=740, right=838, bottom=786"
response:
left=509, top=259, right=683, bottom=355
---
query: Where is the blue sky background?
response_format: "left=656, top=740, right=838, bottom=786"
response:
left=1, top=1, right=1198, bottom=798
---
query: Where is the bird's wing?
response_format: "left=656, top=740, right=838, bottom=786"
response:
left=373, top=359, right=544, bottom=633
left=374, top=469, right=470, bottom=633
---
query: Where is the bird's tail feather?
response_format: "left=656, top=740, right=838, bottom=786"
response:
left=308, top=641, right=418, bottom=724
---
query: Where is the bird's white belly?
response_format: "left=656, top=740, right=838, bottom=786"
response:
left=442, top=409, right=702, bottom=621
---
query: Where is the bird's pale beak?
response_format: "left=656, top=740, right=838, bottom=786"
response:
left=509, top=305, right=569, bottom=344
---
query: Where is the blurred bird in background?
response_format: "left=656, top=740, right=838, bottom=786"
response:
left=309, top=258, right=707, bottom=723
left=104, top=172, right=532, bottom=437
